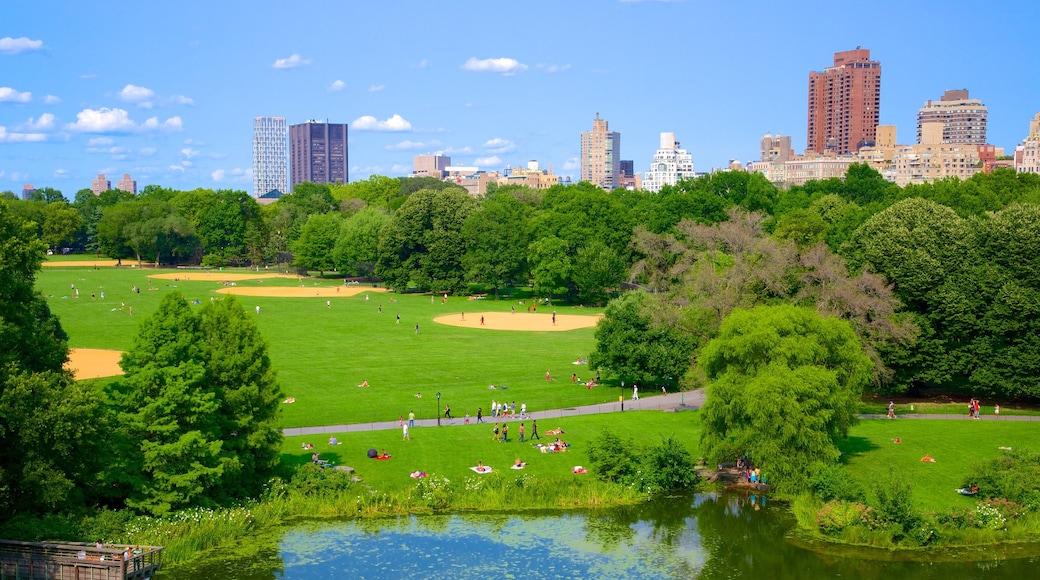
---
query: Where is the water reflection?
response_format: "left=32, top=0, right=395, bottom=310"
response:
left=170, top=494, right=1038, bottom=579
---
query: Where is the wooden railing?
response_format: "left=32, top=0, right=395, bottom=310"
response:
left=0, top=540, right=162, bottom=579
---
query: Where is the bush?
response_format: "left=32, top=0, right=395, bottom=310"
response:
left=809, top=464, right=866, bottom=502
left=963, top=450, right=1040, bottom=508
left=816, top=500, right=872, bottom=533
left=871, top=470, right=920, bottom=532
left=587, top=432, right=639, bottom=485
left=289, top=463, right=355, bottom=495
left=642, top=437, right=698, bottom=492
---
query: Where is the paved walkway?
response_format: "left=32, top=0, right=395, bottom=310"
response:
left=282, top=391, right=1040, bottom=437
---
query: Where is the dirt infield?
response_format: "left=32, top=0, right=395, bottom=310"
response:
left=43, top=260, right=121, bottom=267
left=151, top=272, right=299, bottom=282
left=66, top=348, right=124, bottom=380
left=216, top=286, right=386, bottom=298
left=433, top=311, right=601, bottom=331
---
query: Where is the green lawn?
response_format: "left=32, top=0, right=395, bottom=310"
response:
left=281, top=410, right=702, bottom=493
left=39, top=267, right=640, bottom=427
left=838, top=419, right=1039, bottom=512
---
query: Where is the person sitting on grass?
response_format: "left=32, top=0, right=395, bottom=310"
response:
left=358, top=380, right=369, bottom=388
left=328, top=436, right=339, bottom=445
left=921, top=454, right=936, bottom=463
left=512, top=458, right=526, bottom=469
left=475, top=461, right=489, bottom=473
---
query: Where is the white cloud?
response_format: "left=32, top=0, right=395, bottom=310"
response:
left=329, top=79, right=345, bottom=91
left=538, top=63, right=572, bottom=73
left=54, top=168, right=68, bottom=178
left=385, top=139, right=438, bottom=151
left=139, top=147, right=157, bottom=156
left=0, top=126, right=46, bottom=142
left=351, top=114, right=412, bottom=132
left=211, top=167, right=250, bottom=182
left=88, top=137, right=114, bottom=146
left=483, top=138, right=515, bottom=154
left=0, top=37, right=43, bottom=54
left=0, top=87, right=32, bottom=103
left=461, top=57, right=527, bottom=74
left=439, top=146, right=473, bottom=155
left=272, top=54, right=311, bottom=69
left=169, top=165, right=185, bottom=172
left=170, top=94, right=195, bottom=105
left=20, top=113, right=55, bottom=131
left=474, top=155, right=502, bottom=167
left=369, top=84, right=385, bottom=92
left=211, top=169, right=225, bottom=181
left=562, top=157, right=580, bottom=171
left=390, top=164, right=410, bottom=173
left=181, top=160, right=193, bottom=167
left=65, top=107, right=182, bottom=133
left=44, top=94, right=61, bottom=104
left=120, top=84, right=155, bottom=102
left=181, top=147, right=199, bottom=158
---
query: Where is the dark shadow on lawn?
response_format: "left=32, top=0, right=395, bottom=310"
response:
left=837, top=436, right=880, bottom=461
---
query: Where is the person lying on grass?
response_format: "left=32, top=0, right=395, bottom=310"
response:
left=511, top=458, right=526, bottom=469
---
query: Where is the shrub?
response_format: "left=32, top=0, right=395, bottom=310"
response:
left=411, top=475, right=453, bottom=510
left=642, top=437, right=699, bottom=492
left=870, top=470, right=920, bottom=532
left=809, top=464, right=866, bottom=502
left=289, top=463, right=354, bottom=495
left=587, top=431, right=639, bottom=485
left=816, top=500, right=868, bottom=533
left=963, top=450, right=1040, bottom=508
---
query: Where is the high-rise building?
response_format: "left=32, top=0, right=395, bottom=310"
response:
left=807, top=48, right=881, bottom=155
left=20, top=184, right=35, bottom=200
left=253, top=116, right=288, bottom=198
left=116, top=173, right=137, bottom=194
left=580, top=113, right=621, bottom=190
left=289, top=120, right=348, bottom=190
left=1015, top=113, right=1040, bottom=175
left=619, top=160, right=634, bottom=178
left=642, top=132, right=695, bottom=192
left=91, top=173, right=111, bottom=195
left=413, top=154, right=451, bottom=178
left=916, top=89, right=988, bottom=145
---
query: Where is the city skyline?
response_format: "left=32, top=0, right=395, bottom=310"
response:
left=1, top=0, right=1038, bottom=192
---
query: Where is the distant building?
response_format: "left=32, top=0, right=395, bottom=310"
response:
left=253, top=116, right=288, bottom=199
left=807, top=48, right=881, bottom=154
left=116, top=173, right=137, bottom=194
left=916, top=89, right=987, bottom=145
left=580, top=113, right=621, bottom=190
left=289, top=120, right=348, bottom=190
left=501, top=160, right=562, bottom=190
left=887, top=122, right=984, bottom=186
left=619, top=160, right=634, bottom=178
left=20, top=184, right=35, bottom=200
left=760, top=133, right=792, bottom=163
left=413, top=154, right=451, bottom=178
left=91, top=174, right=111, bottom=195
left=1014, top=113, right=1040, bottom=175
left=641, top=132, right=695, bottom=192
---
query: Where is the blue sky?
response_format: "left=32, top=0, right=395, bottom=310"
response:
left=2, top=0, right=1038, bottom=194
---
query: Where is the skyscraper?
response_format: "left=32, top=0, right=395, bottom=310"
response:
left=289, top=120, right=348, bottom=190
left=916, top=89, right=987, bottom=145
left=580, top=113, right=621, bottom=190
left=807, top=48, right=881, bottom=155
left=253, top=116, right=288, bottom=198
left=642, top=132, right=695, bottom=192
left=116, top=173, right=137, bottom=194
left=91, top=173, right=111, bottom=195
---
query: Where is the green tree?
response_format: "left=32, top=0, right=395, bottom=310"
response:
left=292, top=212, right=343, bottom=276
left=572, top=239, right=626, bottom=305
left=41, top=201, right=84, bottom=250
left=333, top=207, right=390, bottom=276
left=699, top=305, right=872, bottom=492
left=527, top=236, right=572, bottom=299
left=590, top=290, right=698, bottom=387
left=376, top=187, right=477, bottom=292
left=117, top=293, right=223, bottom=515
left=330, top=175, right=401, bottom=210
left=461, top=193, right=529, bottom=297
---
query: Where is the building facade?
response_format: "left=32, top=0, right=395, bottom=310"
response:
left=580, top=113, right=621, bottom=190
left=887, top=122, right=984, bottom=186
left=289, top=120, right=348, bottom=190
left=252, top=116, right=288, bottom=199
left=760, top=133, right=792, bottom=163
left=413, top=154, right=451, bottom=178
left=916, top=89, right=987, bottom=145
left=1015, top=113, right=1040, bottom=175
left=116, top=173, right=137, bottom=194
left=91, top=174, right=111, bottom=195
left=641, top=132, right=695, bottom=192
left=807, top=48, right=881, bottom=155
left=20, top=184, right=34, bottom=200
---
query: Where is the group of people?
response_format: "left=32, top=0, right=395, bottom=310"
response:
left=491, top=420, right=540, bottom=443
left=489, top=400, right=525, bottom=418
left=968, top=398, right=982, bottom=419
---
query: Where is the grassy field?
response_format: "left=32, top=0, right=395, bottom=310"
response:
left=281, top=410, right=702, bottom=494
left=837, top=419, right=1039, bottom=512
left=39, top=266, right=637, bottom=427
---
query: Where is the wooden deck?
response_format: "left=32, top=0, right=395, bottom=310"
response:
left=0, top=540, right=162, bottom=579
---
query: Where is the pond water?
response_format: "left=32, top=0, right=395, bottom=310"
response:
left=170, top=494, right=1038, bottom=579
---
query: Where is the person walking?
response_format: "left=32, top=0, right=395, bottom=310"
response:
left=632, top=385, right=639, bottom=400
left=415, top=323, right=420, bottom=334
left=444, top=404, right=452, bottom=420
left=887, top=401, right=895, bottom=419
left=492, top=423, right=500, bottom=441
left=256, top=305, right=260, bottom=315
left=408, top=410, right=415, bottom=428
left=518, top=423, right=525, bottom=442
left=397, top=313, right=401, bottom=324
left=501, top=423, right=509, bottom=443
left=521, top=402, right=526, bottom=417
left=403, top=423, right=410, bottom=441
left=477, top=407, right=484, bottom=423
left=531, top=419, right=540, bottom=440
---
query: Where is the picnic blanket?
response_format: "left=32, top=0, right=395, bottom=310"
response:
left=469, top=466, right=494, bottom=474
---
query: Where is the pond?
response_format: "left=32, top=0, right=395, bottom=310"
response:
left=169, top=494, right=1038, bottom=579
